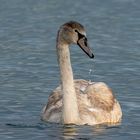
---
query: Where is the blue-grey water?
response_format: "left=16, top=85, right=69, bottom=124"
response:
left=0, top=0, right=140, bottom=140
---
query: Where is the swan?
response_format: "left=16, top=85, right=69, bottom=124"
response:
left=41, top=21, right=122, bottom=125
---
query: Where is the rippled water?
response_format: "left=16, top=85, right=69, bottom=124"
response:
left=0, top=0, right=140, bottom=139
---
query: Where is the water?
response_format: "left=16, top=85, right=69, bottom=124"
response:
left=0, top=0, right=140, bottom=139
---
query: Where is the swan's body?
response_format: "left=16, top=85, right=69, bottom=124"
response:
left=41, top=21, right=122, bottom=125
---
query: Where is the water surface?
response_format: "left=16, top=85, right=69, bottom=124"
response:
left=0, top=0, right=140, bottom=139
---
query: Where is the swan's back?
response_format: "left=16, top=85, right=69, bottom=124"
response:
left=41, top=80, right=122, bottom=125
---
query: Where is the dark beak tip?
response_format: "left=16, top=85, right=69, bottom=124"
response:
left=90, top=53, right=94, bottom=59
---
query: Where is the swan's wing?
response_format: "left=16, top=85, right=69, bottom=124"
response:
left=74, top=80, right=122, bottom=124
left=41, top=86, right=63, bottom=123
left=85, top=82, right=115, bottom=112
left=82, top=82, right=122, bottom=124
left=74, top=79, right=115, bottom=112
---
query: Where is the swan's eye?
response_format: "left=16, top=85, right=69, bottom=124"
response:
left=74, top=29, right=78, bottom=33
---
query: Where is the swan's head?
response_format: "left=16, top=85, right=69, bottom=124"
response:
left=58, top=21, right=94, bottom=58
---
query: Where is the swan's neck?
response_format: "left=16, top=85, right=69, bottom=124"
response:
left=57, top=41, right=79, bottom=124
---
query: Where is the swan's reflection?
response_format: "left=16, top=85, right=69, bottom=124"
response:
left=62, top=124, right=78, bottom=140
left=62, top=123, right=121, bottom=140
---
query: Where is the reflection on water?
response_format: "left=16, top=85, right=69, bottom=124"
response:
left=61, top=123, right=121, bottom=140
left=62, top=125, right=78, bottom=140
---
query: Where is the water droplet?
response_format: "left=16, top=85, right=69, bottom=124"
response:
left=88, top=60, right=95, bottom=83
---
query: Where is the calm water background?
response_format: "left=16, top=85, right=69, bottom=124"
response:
left=0, top=0, right=140, bottom=139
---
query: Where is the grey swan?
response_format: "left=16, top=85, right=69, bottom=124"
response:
left=41, top=21, right=122, bottom=125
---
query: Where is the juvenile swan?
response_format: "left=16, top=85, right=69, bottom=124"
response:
left=41, top=21, right=122, bottom=125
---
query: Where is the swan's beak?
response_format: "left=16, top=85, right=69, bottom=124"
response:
left=77, top=37, right=94, bottom=58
